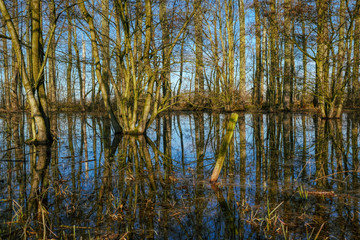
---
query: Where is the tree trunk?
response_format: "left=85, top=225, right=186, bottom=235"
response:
left=301, top=21, right=307, bottom=107
left=225, top=0, right=234, bottom=111
left=78, top=0, right=122, bottom=133
left=2, top=24, right=10, bottom=110
left=239, top=0, right=246, bottom=103
left=316, top=0, right=329, bottom=118
left=253, top=0, right=261, bottom=105
left=335, top=0, right=346, bottom=118
left=194, top=0, right=204, bottom=98
left=0, top=0, right=51, bottom=143
left=48, top=0, right=56, bottom=111
left=160, top=0, right=171, bottom=102
left=269, top=0, right=277, bottom=110
left=352, top=0, right=360, bottom=106
left=283, top=0, right=291, bottom=110
left=66, top=0, right=73, bottom=104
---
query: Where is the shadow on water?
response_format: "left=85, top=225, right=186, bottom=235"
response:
left=0, top=112, right=359, bottom=239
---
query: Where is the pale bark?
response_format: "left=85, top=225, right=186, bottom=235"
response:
left=82, top=35, right=86, bottom=110
left=0, top=0, right=51, bottom=142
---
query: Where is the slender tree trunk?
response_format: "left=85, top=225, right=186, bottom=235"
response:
left=316, top=0, right=329, bottom=117
left=226, top=0, right=234, bottom=111
left=283, top=0, right=291, bottom=110
left=253, top=0, right=261, bottom=105
left=301, top=21, right=307, bottom=107
left=335, top=0, right=346, bottom=118
left=2, top=24, right=10, bottom=110
left=101, top=0, right=110, bottom=97
left=260, top=20, right=267, bottom=104
left=66, top=0, right=72, bottom=104
left=11, top=0, right=19, bottom=111
left=239, top=0, right=246, bottom=103
left=78, top=0, right=122, bottom=133
left=48, top=0, right=56, bottom=110
left=160, top=0, right=171, bottom=102
left=352, top=0, right=360, bottom=106
left=81, top=35, right=86, bottom=111
left=269, top=0, right=277, bottom=110
left=194, top=0, right=204, bottom=99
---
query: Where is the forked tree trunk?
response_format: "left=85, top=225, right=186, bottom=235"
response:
left=0, top=0, right=51, bottom=143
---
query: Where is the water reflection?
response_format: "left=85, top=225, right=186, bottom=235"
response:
left=0, top=112, right=359, bottom=239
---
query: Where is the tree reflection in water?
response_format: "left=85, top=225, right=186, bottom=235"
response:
left=0, top=112, right=359, bottom=239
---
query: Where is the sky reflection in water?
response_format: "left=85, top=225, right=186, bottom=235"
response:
left=0, top=112, right=359, bottom=239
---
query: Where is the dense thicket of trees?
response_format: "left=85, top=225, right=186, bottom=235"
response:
left=0, top=0, right=359, bottom=136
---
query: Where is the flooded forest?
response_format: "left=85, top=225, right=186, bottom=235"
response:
left=0, top=0, right=360, bottom=239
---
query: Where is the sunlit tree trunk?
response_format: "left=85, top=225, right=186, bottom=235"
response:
left=352, top=0, right=360, bottom=106
left=11, top=0, right=19, bottom=111
left=81, top=35, right=86, bottom=110
left=73, top=28, right=84, bottom=109
left=194, top=0, right=204, bottom=100
left=78, top=0, right=122, bottom=133
left=225, top=0, right=234, bottom=111
left=101, top=0, right=110, bottom=98
left=0, top=0, right=51, bottom=142
left=160, top=0, right=171, bottom=101
left=239, top=0, right=246, bottom=103
left=301, top=21, right=307, bottom=107
left=66, top=0, right=72, bottom=104
left=48, top=0, right=56, bottom=110
left=316, top=0, right=328, bottom=117
left=260, top=20, right=267, bottom=104
left=335, top=0, right=346, bottom=118
left=2, top=24, right=10, bottom=110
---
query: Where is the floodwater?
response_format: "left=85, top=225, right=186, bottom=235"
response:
left=0, top=112, right=359, bottom=239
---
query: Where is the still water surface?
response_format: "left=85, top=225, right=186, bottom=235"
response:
left=0, top=112, right=359, bottom=239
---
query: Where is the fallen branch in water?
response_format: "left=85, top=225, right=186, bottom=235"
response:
left=210, top=113, right=238, bottom=183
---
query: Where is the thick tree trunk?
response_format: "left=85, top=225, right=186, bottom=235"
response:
left=0, top=0, right=51, bottom=143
